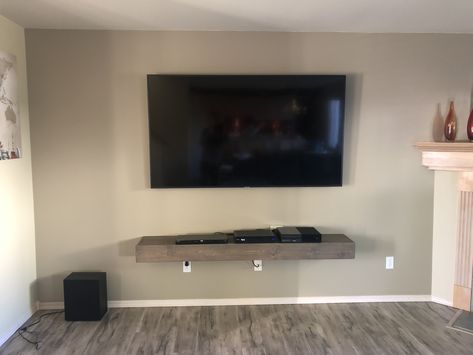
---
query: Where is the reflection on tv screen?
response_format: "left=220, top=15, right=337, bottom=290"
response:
left=148, top=75, right=345, bottom=188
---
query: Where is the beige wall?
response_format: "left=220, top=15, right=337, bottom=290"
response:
left=0, top=15, right=36, bottom=344
left=25, top=30, right=473, bottom=302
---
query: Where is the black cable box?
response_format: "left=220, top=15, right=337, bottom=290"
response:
left=176, top=234, right=228, bottom=245
left=234, top=229, right=278, bottom=243
left=274, top=226, right=322, bottom=243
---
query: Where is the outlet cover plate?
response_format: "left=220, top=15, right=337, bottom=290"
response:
left=386, top=256, right=394, bottom=270
left=254, top=260, right=263, bottom=271
left=183, top=261, right=191, bottom=273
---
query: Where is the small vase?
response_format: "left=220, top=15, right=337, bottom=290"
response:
left=468, top=109, right=473, bottom=141
left=433, top=103, right=444, bottom=142
left=444, top=101, right=457, bottom=141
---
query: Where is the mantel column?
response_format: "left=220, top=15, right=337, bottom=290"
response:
left=415, top=142, right=473, bottom=311
left=454, top=172, right=473, bottom=311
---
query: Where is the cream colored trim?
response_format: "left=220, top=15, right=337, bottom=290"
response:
left=459, top=172, right=473, bottom=192
left=453, top=285, right=471, bottom=311
left=430, top=296, right=453, bottom=307
left=415, top=143, right=473, bottom=171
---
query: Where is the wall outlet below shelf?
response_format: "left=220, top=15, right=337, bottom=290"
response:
left=183, top=261, right=191, bottom=273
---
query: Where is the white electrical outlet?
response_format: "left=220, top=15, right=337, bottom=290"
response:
left=253, top=260, right=263, bottom=271
left=183, top=261, right=191, bottom=272
left=385, top=256, right=394, bottom=270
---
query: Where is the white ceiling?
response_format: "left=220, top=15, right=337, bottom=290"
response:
left=1, top=0, right=473, bottom=33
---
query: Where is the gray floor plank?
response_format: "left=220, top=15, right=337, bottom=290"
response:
left=247, top=305, right=287, bottom=355
left=367, top=303, right=436, bottom=355
left=174, top=306, right=200, bottom=355
left=272, top=305, right=313, bottom=355
left=215, top=306, right=242, bottom=355
left=237, top=305, right=266, bottom=354
left=144, top=307, right=179, bottom=355
left=292, top=304, right=339, bottom=354
left=81, top=308, right=145, bottom=355
left=1, top=302, right=472, bottom=355
left=196, top=306, right=218, bottom=354
left=128, top=307, right=177, bottom=355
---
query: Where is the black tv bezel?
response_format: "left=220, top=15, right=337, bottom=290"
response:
left=147, top=74, right=346, bottom=189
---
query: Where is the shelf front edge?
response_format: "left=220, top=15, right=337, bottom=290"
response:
left=135, top=235, right=355, bottom=262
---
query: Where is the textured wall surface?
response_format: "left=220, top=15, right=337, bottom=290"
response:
left=25, top=30, right=473, bottom=302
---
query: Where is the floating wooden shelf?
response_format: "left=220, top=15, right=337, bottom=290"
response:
left=136, top=234, right=355, bottom=262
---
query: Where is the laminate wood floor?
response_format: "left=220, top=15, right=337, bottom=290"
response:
left=1, top=302, right=472, bottom=355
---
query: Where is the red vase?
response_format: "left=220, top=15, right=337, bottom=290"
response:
left=444, top=101, right=457, bottom=141
left=468, top=109, right=473, bottom=141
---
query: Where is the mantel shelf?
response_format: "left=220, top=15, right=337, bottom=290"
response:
left=415, top=141, right=473, bottom=153
left=136, top=234, right=355, bottom=262
left=415, top=141, right=473, bottom=171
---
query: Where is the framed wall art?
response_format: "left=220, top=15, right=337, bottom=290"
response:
left=0, top=50, right=21, bottom=160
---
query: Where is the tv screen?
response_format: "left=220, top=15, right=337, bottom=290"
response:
left=147, top=75, right=345, bottom=188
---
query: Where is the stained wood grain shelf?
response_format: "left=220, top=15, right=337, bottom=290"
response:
left=136, top=234, right=355, bottom=262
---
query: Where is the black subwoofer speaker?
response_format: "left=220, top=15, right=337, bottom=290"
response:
left=63, top=272, right=107, bottom=321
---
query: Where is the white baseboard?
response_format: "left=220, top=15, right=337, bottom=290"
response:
left=39, top=294, right=432, bottom=310
left=0, top=304, right=38, bottom=347
left=430, top=296, right=453, bottom=307
left=39, top=302, right=64, bottom=310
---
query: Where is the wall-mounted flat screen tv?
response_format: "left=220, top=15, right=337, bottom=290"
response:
left=147, top=75, right=346, bottom=188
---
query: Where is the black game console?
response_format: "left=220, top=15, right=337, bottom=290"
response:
left=234, top=229, right=278, bottom=243
left=274, top=226, right=322, bottom=243
left=176, top=234, right=228, bottom=245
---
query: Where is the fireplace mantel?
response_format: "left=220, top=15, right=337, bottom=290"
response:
left=415, top=142, right=473, bottom=172
left=416, top=141, right=473, bottom=311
